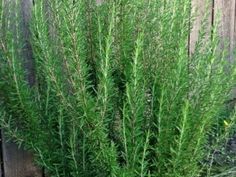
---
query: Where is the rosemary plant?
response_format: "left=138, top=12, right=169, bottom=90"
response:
left=1, top=0, right=236, bottom=177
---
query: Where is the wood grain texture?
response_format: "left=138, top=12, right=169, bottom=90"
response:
left=20, top=0, right=35, bottom=86
left=189, top=0, right=213, bottom=53
left=2, top=135, right=42, bottom=177
left=214, top=0, right=236, bottom=98
left=214, top=0, right=236, bottom=62
left=1, top=0, right=42, bottom=177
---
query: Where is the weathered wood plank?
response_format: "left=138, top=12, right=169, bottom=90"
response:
left=214, top=0, right=236, bottom=62
left=214, top=0, right=236, bottom=98
left=189, top=0, right=213, bottom=53
left=2, top=135, right=42, bottom=177
left=21, top=0, right=35, bottom=86
left=1, top=0, right=42, bottom=176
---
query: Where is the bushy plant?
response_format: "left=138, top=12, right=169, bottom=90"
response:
left=1, top=0, right=236, bottom=176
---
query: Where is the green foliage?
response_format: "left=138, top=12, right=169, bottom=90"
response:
left=1, top=0, right=236, bottom=176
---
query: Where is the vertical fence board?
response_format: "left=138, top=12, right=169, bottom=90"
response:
left=2, top=136, right=42, bottom=177
left=1, top=0, right=42, bottom=176
left=189, top=0, right=213, bottom=53
left=214, top=0, right=236, bottom=62
left=214, top=0, right=236, bottom=98
left=21, top=0, right=35, bottom=86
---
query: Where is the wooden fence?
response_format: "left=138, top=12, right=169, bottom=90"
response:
left=0, top=0, right=236, bottom=176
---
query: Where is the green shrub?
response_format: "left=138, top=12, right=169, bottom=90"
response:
left=1, top=0, right=236, bottom=176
